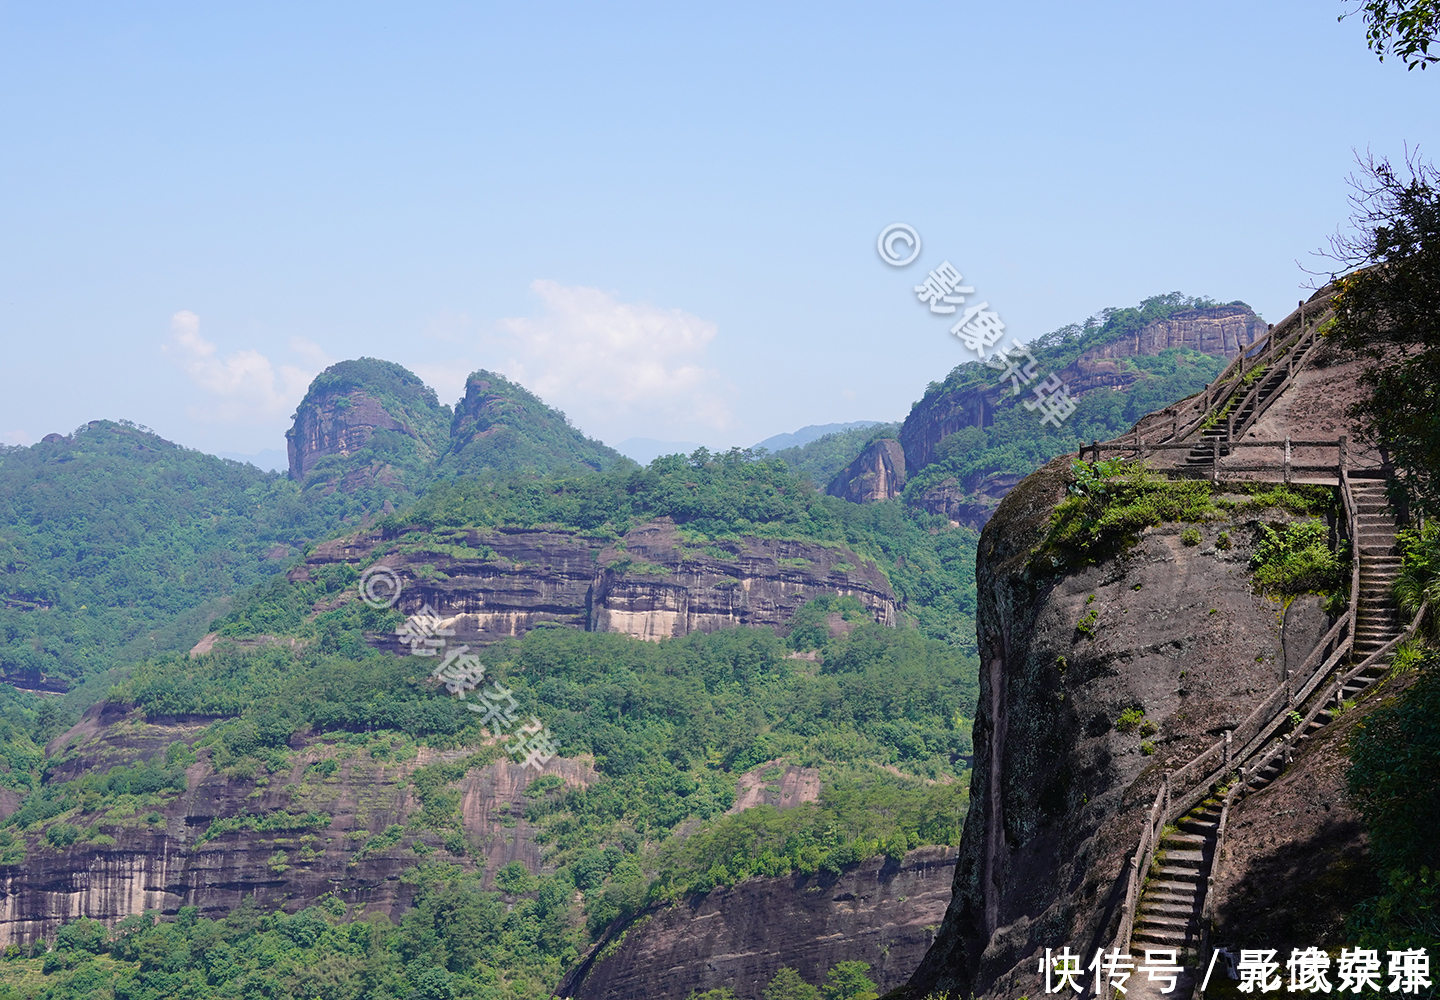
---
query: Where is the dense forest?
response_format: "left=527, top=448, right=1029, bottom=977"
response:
left=0, top=291, right=1321, bottom=1000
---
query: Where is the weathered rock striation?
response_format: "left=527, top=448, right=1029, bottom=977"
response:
left=0, top=703, right=597, bottom=946
left=899, top=306, right=1265, bottom=473
left=289, top=516, right=896, bottom=648
left=827, top=438, right=907, bottom=504
left=562, top=846, right=956, bottom=1000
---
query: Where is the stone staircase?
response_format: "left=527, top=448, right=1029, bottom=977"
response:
left=1181, top=364, right=1290, bottom=471
left=1290, top=475, right=1405, bottom=739
left=1126, top=799, right=1221, bottom=997
left=1124, top=475, right=1406, bottom=999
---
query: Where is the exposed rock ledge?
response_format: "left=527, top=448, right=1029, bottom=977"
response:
left=562, top=846, right=956, bottom=1000
left=293, top=516, right=898, bottom=648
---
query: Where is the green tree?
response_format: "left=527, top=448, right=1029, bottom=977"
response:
left=822, top=961, right=879, bottom=1000
left=1346, top=649, right=1440, bottom=949
left=766, top=966, right=822, bottom=1000
left=1345, top=0, right=1440, bottom=68
left=1327, top=153, right=1440, bottom=516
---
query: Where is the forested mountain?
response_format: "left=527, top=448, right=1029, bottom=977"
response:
left=441, top=370, right=627, bottom=477
left=0, top=450, right=978, bottom=1000
left=0, top=421, right=343, bottom=693
left=0, top=293, right=1265, bottom=1000
left=288, top=360, right=628, bottom=510
left=817, top=294, right=1261, bottom=527
left=768, top=422, right=902, bottom=488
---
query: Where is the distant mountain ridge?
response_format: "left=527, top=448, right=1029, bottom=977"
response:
left=824, top=295, right=1260, bottom=528
left=753, top=421, right=885, bottom=453
left=286, top=359, right=628, bottom=505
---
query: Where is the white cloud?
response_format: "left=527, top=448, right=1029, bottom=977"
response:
left=1, top=430, right=32, bottom=446
left=163, top=311, right=331, bottom=423
left=489, top=280, right=732, bottom=439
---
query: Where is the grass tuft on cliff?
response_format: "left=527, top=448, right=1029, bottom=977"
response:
left=1031, top=458, right=1337, bottom=573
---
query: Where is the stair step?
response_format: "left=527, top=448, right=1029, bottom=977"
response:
left=1161, top=849, right=1206, bottom=865
left=1133, top=926, right=1191, bottom=946
left=1145, top=901, right=1198, bottom=918
left=1134, top=922, right=1192, bottom=945
left=1162, top=833, right=1208, bottom=848
left=1147, top=883, right=1199, bottom=899
left=1154, top=866, right=1204, bottom=882
left=1137, top=914, right=1193, bottom=931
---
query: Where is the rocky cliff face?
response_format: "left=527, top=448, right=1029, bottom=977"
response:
left=0, top=703, right=597, bottom=946
left=898, top=306, right=1265, bottom=473
left=908, top=472, right=1024, bottom=533
left=901, top=337, right=1387, bottom=1000
left=1081, top=305, right=1265, bottom=362
left=287, top=388, right=422, bottom=481
left=290, top=517, right=896, bottom=648
left=901, top=457, right=1334, bottom=999
left=826, top=439, right=907, bottom=503
left=562, top=846, right=956, bottom=1000
left=285, top=361, right=626, bottom=497
left=285, top=359, right=451, bottom=490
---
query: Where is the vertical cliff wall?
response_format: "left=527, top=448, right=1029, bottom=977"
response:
left=0, top=704, right=598, bottom=947
left=827, top=439, right=908, bottom=503
left=286, top=358, right=451, bottom=484
left=901, top=457, right=1334, bottom=999
left=563, top=847, right=956, bottom=1000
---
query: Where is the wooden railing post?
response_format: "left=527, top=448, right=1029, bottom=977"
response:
left=1224, top=729, right=1232, bottom=767
left=1212, top=438, right=1221, bottom=484
left=1284, top=436, right=1292, bottom=484
left=1338, top=434, right=1348, bottom=478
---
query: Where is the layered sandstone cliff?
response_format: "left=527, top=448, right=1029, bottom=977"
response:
left=826, top=439, right=907, bottom=504
left=0, top=702, right=596, bottom=946
left=563, top=846, right=956, bottom=1000
left=286, top=517, right=897, bottom=648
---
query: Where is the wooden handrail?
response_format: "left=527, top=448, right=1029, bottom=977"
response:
left=1110, top=460, right=1366, bottom=963
left=1110, top=297, right=1331, bottom=453
left=1195, top=780, right=1241, bottom=1000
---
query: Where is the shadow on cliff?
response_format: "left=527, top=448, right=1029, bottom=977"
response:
left=1212, top=816, right=1377, bottom=955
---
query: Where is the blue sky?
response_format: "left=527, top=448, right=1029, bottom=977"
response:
left=1, top=2, right=1435, bottom=466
